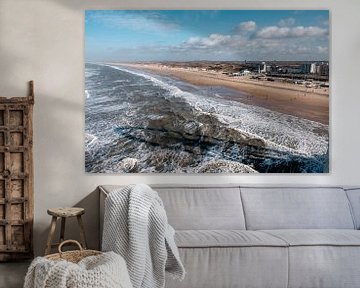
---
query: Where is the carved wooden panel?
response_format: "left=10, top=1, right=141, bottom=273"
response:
left=0, top=82, right=34, bottom=261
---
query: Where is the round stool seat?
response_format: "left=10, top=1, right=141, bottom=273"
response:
left=47, top=207, right=85, bottom=218
left=45, top=207, right=87, bottom=255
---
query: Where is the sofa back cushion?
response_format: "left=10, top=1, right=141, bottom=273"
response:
left=240, top=187, right=355, bottom=230
left=154, top=186, right=246, bottom=230
left=345, top=188, right=360, bottom=229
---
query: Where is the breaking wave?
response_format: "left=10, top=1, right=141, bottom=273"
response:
left=85, top=63, right=329, bottom=173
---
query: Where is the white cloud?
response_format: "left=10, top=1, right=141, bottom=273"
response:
left=257, top=26, right=291, bottom=38
left=291, top=26, right=328, bottom=37
left=184, top=34, right=232, bottom=48
left=296, top=46, right=311, bottom=53
left=174, top=28, right=329, bottom=61
left=278, top=17, right=296, bottom=27
left=322, top=20, right=329, bottom=27
left=87, top=11, right=179, bottom=32
left=257, top=25, right=328, bottom=38
left=92, top=14, right=329, bottom=61
left=317, top=46, right=328, bottom=54
left=124, top=34, right=328, bottom=61
left=235, top=21, right=257, bottom=33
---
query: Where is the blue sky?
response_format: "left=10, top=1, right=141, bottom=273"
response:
left=85, top=10, right=329, bottom=62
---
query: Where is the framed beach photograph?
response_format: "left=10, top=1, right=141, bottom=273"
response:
left=85, top=10, right=329, bottom=173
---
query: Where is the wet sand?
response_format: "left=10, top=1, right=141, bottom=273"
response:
left=116, top=63, right=329, bottom=125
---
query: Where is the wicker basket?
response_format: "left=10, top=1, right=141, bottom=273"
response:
left=45, top=240, right=102, bottom=263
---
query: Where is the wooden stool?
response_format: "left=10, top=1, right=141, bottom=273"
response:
left=45, top=207, right=87, bottom=255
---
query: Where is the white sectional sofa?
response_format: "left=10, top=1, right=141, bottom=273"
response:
left=99, top=185, right=360, bottom=288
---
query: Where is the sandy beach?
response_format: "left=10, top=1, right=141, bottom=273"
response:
left=116, top=63, right=329, bottom=125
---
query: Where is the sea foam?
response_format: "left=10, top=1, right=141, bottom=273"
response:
left=104, top=64, right=328, bottom=157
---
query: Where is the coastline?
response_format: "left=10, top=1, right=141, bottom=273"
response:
left=86, top=63, right=329, bottom=173
left=113, top=63, right=329, bottom=125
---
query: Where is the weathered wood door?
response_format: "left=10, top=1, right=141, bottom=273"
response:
left=0, top=82, right=34, bottom=261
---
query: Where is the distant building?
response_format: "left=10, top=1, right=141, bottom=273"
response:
left=311, top=62, right=329, bottom=76
left=277, top=67, right=286, bottom=74
left=287, top=67, right=302, bottom=74
left=310, top=63, right=317, bottom=74
left=265, top=65, right=272, bottom=73
left=233, top=70, right=252, bottom=76
left=319, top=63, right=329, bottom=76
left=241, top=69, right=251, bottom=76
left=260, top=62, right=267, bottom=73
left=301, top=63, right=312, bottom=74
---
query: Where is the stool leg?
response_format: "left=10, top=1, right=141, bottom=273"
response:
left=77, top=215, right=87, bottom=249
left=60, top=217, right=66, bottom=243
left=45, top=216, right=57, bottom=255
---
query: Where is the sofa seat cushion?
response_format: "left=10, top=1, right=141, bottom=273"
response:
left=262, top=229, right=360, bottom=246
left=175, top=230, right=288, bottom=248
left=166, top=246, right=289, bottom=288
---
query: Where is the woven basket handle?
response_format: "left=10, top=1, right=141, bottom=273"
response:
left=58, top=240, right=83, bottom=255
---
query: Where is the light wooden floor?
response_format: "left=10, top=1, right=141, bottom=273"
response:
left=0, top=261, right=30, bottom=288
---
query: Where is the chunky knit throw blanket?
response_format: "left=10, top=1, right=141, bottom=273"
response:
left=24, top=251, right=133, bottom=288
left=102, top=184, right=185, bottom=288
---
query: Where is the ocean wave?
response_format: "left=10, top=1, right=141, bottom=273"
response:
left=103, top=64, right=328, bottom=157
left=106, top=65, right=202, bottom=104
left=85, top=63, right=328, bottom=173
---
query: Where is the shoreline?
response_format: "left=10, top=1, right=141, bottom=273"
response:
left=111, top=63, right=329, bottom=125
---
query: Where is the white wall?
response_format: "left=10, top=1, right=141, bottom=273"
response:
left=0, top=0, right=359, bottom=256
